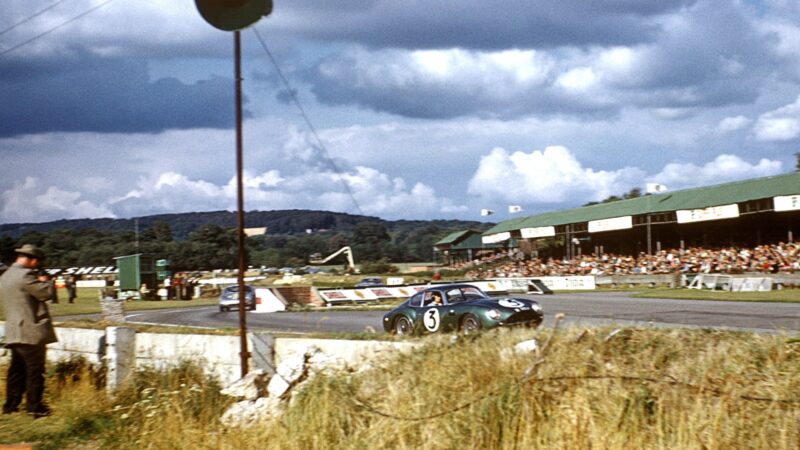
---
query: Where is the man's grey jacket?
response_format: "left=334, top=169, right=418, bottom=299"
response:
left=0, top=263, right=57, bottom=346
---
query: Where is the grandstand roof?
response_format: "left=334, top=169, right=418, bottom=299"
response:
left=435, top=229, right=477, bottom=246
left=484, top=171, right=800, bottom=236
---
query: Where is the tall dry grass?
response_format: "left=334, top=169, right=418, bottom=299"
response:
left=0, top=327, right=798, bottom=449
left=250, top=327, right=800, bottom=450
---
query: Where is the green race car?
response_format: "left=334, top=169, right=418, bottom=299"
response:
left=383, top=283, right=543, bottom=335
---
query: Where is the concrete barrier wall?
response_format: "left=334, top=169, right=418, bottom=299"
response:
left=48, top=327, right=107, bottom=365
left=134, top=332, right=244, bottom=385
left=594, top=273, right=800, bottom=288
left=0, top=324, right=412, bottom=388
left=595, top=274, right=678, bottom=287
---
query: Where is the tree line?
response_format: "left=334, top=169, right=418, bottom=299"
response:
left=0, top=219, right=487, bottom=271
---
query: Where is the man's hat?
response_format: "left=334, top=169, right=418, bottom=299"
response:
left=15, top=244, right=45, bottom=260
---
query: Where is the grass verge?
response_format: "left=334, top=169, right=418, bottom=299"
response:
left=0, top=326, right=797, bottom=448
left=633, top=288, right=800, bottom=302
left=0, top=287, right=219, bottom=321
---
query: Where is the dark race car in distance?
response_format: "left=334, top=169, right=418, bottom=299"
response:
left=218, top=284, right=256, bottom=312
left=355, top=277, right=383, bottom=288
left=383, top=283, right=543, bottom=335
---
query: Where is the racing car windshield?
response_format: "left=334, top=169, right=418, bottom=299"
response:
left=445, top=286, right=487, bottom=303
left=461, top=286, right=486, bottom=300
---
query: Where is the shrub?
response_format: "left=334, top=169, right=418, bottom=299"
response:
left=360, top=259, right=398, bottom=274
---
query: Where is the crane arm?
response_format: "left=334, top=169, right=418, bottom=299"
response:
left=310, top=246, right=354, bottom=268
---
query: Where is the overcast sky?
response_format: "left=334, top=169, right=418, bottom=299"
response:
left=1, top=0, right=799, bottom=224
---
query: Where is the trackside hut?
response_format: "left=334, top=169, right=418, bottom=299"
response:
left=482, top=172, right=800, bottom=258
left=434, top=230, right=518, bottom=265
left=434, top=230, right=480, bottom=264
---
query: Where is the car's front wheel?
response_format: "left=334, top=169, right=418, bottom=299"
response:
left=461, top=314, right=481, bottom=334
left=394, top=316, right=413, bottom=335
left=219, top=305, right=227, bottom=312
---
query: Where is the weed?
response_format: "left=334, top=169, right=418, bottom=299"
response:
left=0, top=328, right=798, bottom=448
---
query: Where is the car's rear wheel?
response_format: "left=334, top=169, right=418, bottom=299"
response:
left=220, top=305, right=227, bottom=312
left=461, top=314, right=481, bottom=334
left=394, top=316, right=412, bottom=335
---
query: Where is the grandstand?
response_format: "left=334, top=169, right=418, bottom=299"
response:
left=480, top=172, right=800, bottom=259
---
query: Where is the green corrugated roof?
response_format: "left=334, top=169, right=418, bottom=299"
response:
left=484, top=172, right=800, bottom=235
left=450, top=233, right=483, bottom=250
left=435, top=229, right=476, bottom=246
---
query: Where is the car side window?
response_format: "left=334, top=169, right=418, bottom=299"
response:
left=420, top=291, right=440, bottom=306
left=408, top=293, right=424, bottom=307
left=446, top=288, right=465, bottom=303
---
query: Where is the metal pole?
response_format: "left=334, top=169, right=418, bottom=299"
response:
left=234, top=31, right=249, bottom=377
left=565, top=224, right=571, bottom=260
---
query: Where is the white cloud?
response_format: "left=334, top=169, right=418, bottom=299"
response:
left=336, top=166, right=468, bottom=216
left=1, top=177, right=115, bottom=223
left=754, top=96, right=800, bottom=141
left=716, top=115, right=752, bottom=133
left=308, top=1, right=778, bottom=120
left=650, top=154, right=783, bottom=188
left=467, top=147, right=787, bottom=209
left=595, top=47, right=643, bottom=86
left=467, top=146, right=645, bottom=203
left=109, top=166, right=465, bottom=219
left=651, top=107, right=697, bottom=120
left=323, top=47, right=554, bottom=94
left=310, top=47, right=626, bottom=118
left=556, top=67, right=598, bottom=91
left=758, top=15, right=800, bottom=79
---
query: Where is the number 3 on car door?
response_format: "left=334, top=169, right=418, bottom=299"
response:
left=423, top=308, right=440, bottom=332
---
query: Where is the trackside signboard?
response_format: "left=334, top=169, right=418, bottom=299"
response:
left=588, top=216, right=633, bottom=233
left=45, top=266, right=119, bottom=276
left=520, top=226, right=555, bottom=238
left=774, top=195, right=800, bottom=212
left=317, top=276, right=597, bottom=303
left=676, top=204, right=739, bottom=223
left=318, top=286, right=426, bottom=303
left=482, top=232, right=511, bottom=244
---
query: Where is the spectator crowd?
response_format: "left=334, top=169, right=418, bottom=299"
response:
left=460, top=242, right=800, bottom=279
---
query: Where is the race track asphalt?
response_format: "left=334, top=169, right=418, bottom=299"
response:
left=115, top=291, right=800, bottom=334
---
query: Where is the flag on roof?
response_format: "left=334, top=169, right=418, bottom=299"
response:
left=646, top=183, right=668, bottom=193
left=480, top=209, right=494, bottom=216
left=508, top=205, right=522, bottom=213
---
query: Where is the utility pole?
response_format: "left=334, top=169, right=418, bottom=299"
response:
left=233, top=30, right=249, bottom=377
left=195, top=0, right=273, bottom=378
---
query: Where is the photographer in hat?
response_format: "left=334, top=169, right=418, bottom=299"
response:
left=0, top=244, right=57, bottom=417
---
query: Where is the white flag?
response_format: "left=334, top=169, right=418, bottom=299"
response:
left=480, top=209, right=494, bottom=216
left=646, top=183, right=668, bottom=193
left=508, top=205, right=522, bottom=213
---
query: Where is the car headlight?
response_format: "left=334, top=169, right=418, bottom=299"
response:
left=530, top=303, right=542, bottom=312
left=487, top=309, right=501, bottom=320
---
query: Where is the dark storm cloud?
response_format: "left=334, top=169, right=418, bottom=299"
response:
left=279, top=0, right=697, bottom=50
left=614, top=1, right=777, bottom=108
left=297, top=0, right=780, bottom=120
left=0, top=51, right=245, bottom=137
left=305, top=52, right=616, bottom=120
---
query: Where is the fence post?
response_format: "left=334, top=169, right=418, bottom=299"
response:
left=106, top=326, right=136, bottom=393
left=249, top=332, right=276, bottom=376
